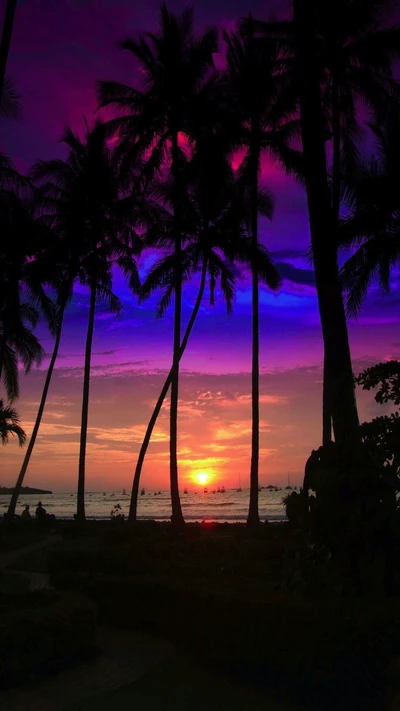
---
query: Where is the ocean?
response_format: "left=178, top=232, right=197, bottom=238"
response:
left=1, top=488, right=289, bottom=523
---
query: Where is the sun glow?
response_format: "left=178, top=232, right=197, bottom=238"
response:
left=195, top=471, right=210, bottom=486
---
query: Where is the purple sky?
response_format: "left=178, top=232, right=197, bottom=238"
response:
left=1, top=0, right=399, bottom=493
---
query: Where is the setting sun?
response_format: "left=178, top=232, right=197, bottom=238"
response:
left=195, top=471, right=210, bottom=486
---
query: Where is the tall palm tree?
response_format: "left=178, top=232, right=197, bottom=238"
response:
left=0, top=0, right=17, bottom=103
left=4, top=188, right=81, bottom=520
left=0, top=189, right=56, bottom=400
left=223, top=22, right=285, bottom=526
left=5, top=282, right=72, bottom=519
left=30, top=121, right=141, bottom=523
left=291, top=0, right=360, bottom=451
left=128, top=126, right=280, bottom=524
left=0, top=399, right=25, bottom=446
left=98, top=4, right=218, bottom=526
left=340, top=103, right=400, bottom=316
left=318, top=0, right=400, bottom=445
left=255, top=1, right=400, bottom=448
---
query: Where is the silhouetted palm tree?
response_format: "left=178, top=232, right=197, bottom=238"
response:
left=223, top=22, right=285, bottom=526
left=255, top=1, right=400, bottom=448
left=128, top=125, right=280, bottom=523
left=319, top=1, right=400, bottom=445
left=290, top=0, right=360, bottom=450
left=98, top=4, right=218, bottom=526
left=0, top=0, right=16, bottom=103
left=30, top=121, right=141, bottom=523
left=340, top=103, right=400, bottom=316
left=128, top=125, right=280, bottom=524
left=0, top=189, right=57, bottom=400
left=5, top=281, right=72, bottom=519
left=0, top=398, right=25, bottom=446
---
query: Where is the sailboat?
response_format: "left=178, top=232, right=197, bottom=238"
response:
left=141, top=488, right=145, bottom=496
left=122, top=489, right=127, bottom=496
left=285, top=472, right=293, bottom=490
left=236, top=473, right=242, bottom=492
left=184, top=487, right=188, bottom=494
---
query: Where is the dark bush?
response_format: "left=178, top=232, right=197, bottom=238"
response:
left=0, top=591, right=97, bottom=688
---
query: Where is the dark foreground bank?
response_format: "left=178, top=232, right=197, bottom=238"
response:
left=1, top=519, right=400, bottom=710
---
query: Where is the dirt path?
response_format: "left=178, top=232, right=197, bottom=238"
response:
left=0, top=626, right=173, bottom=711
left=0, top=535, right=61, bottom=571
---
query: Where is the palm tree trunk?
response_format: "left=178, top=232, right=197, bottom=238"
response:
left=247, top=142, right=261, bottom=528
left=322, top=354, right=332, bottom=446
left=6, top=303, right=66, bottom=519
left=293, top=0, right=359, bottom=450
left=128, top=257, right=208, bottom=525
left=77, top=282, right=96, bottom=523
left=322, top=76, right=341, bottom=447
left=0, top=0, right=17, bottom=103
left=170, top=130, right=185, bottom=527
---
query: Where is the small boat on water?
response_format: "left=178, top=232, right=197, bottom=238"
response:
left=221, top=486, right=225, bottom=494
left=122, top=489, right=127, bottom=496
left=141, top=488, right=145, bottom=496
left=184, top=488, right=188, bottom=494
left=217, top=487, right=221, bottom=493
left=204, top=487, right=208, bottom=494
left=236, top=488, right=242, bottom=492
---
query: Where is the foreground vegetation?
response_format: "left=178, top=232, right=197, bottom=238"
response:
left=1, top=518, right=399, bottom=709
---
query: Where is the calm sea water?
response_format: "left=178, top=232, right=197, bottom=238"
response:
left=0, top=488, right=290, bottom=522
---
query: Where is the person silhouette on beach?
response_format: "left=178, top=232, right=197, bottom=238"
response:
left=35, top=501, right=46, bottom=521
left=21, top=505, right=31, bottom=520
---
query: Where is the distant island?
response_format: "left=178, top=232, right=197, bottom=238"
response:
left=0, top=486, right=53, bottom=495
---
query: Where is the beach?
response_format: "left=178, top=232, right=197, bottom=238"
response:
left=1, top=488, right=288, bottom=522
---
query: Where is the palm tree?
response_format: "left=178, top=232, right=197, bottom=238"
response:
left=0, top=0, right=17, bottom=103
left=0, top=399, right=25, bottom=446
left=290, top=0, right=360, bottom=451
left=4, top=187, right=81, bottom=520
left=223, top=22, right=285, bottom=526
left=98, top=4, right=218, bottom=527
left=255, top=1, right=400, bottom=448
left=30, top=121, right=141, bottom=523
left=128, top=124, right=280, bottom=524
left=0, top=189, right=56, bottom=400
left=340, top=103, right=400, bottom=316
left=318, top=0, right=400, bottom=445
left=5, top=283, right=72, bottom=519
left=315, top=0, right=400, bottom=225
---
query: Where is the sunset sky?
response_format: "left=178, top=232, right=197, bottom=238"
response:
left=1, top=0, right=399, bottom=492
